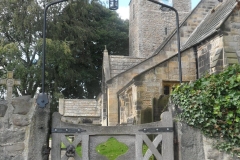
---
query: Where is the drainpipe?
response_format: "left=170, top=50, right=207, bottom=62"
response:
left=193, top=46, right=199, bottom=79
left=148, top=0, right=182, bottom=83
left=106, top=87, right=108, bottom=126
left=117, top=95, right=120, bottom=124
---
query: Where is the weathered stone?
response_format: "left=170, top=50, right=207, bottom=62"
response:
left=0, top=130, right=25, bottom=144
left=11, top=155, right=24, bottom=160
left=0, top=72, right=21, bottom=103
left=237, top=51, right=240, bottom=57
left=60, top=99, right=101, bottom=118
left=27, top=103, right=50, bottom=160
left=0, top=104, right=8, bottom=117
left=12, top=95, right=32, bottom=115
left=0, top=146, right=4, bottom=155
left=0, top=155, right=11, bottom=160
left=5, top=143, right=25, bottom=152
left=175, top=121, right=205, bottom=160
left=12, top=115, right=30, bottom=126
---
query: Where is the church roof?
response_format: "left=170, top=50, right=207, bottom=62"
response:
left=181, top=0, right=237, bottom=51
left=109, top=56, right=145, bottom=77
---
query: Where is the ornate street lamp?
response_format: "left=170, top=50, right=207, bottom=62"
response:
left=148, top=0, right=182, bottom=83
left=37, top=0, right=68, bottom=108
left=109, top=0, right=118, bottom=10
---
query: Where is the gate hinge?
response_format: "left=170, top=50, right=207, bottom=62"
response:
left=52, top=128, right=86, bottom=133
left=139, top=127, right=173, bottom=133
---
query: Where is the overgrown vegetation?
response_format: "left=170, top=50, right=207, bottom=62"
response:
left=171, top=64, right=240, bottom=157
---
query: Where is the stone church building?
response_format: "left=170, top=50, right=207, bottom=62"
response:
left=59, top=0, right=240, bottom=126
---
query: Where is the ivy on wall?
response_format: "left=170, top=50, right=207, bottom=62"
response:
left=171, top=64, right=240, bottom=157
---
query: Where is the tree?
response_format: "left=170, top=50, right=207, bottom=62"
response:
left=0, top=0, right=129, bottom=111
left=48, top=1, right=129, bottom=99
left=0, top=0, right=43, bottom=97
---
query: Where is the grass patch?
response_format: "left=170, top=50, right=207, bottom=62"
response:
left=96, top=137, right=128, bottom=160
left=76, top=145, right=82, bottom=157
left=142, top=144, right=155, bottom=160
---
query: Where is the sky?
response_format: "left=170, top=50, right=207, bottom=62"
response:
left=116, top=0, right=201, bottom=20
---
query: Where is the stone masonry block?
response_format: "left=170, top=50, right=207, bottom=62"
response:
left=1, top=130, right=25, bottom=144
left=146, top=86, right=160, bottom=92
left=59, top=99, right=64, bottom=115
left=0, top=104, right=7, bottom=117
left=169, top=61, right=178, bottom=68
left=12, top=115, right=30, bottom=127
left=12, top=96, right=32, bottom=115
left=5, top=143, right=25, bottom=152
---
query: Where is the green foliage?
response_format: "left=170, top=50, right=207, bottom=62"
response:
left=171, top=64, right=240, bottom=157
left=96, top=137, right=128, bottom=160
left=0, top=0, right=47, bottom=97
left=75, top=145, right=82, bottom=157
left=48, top=0, right=129, bottom=99
left=142, top=144, right=154, bottom=160
left=0, top=0, right=129, bottom=111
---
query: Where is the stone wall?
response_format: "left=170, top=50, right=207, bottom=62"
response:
left=169, top=103, right=240, bottom=160
left=109, top=55, right=145, bottom=77
left=0, top=95, right=50, bottom=160
left=175, top=121, right=240, bottom=160
left=196, top=3, right=240, bottom=78
left=222, top=4, right=240, bottom=65
left=117, top=48, right=196, bottom=125
left=197, top=35, right=224, bottom=77
left=59, top=99, right=99, bottom=117
left=133, top=48, right=196, bottom=123
left=129, top=0, right=191, bottom=58
left=59, top=99, right=101, bottom=124
left=107, top=0, right=218, bottom=125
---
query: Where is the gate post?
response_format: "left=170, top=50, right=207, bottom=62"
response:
left=135, top=135, right=143, bottom=159
left=82, top=135, right=89, bottom=160
left=161, top=112, right=174, bottom=160
left=51, top=112, right=61, bottom=160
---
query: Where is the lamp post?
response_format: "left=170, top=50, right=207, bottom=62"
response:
left=109, top=0, right=119, bottom=10
left=37, top=0, right=68, bottom=108
left=148, top=0, right=182, bottom=83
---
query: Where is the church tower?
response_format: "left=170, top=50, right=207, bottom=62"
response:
left=129, top=0, right=191, bottom=58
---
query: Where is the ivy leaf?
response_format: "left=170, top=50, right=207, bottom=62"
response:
left=227, top=120, right=233, bottom=125
left=171, top=64, right=240, bottom=157
left=237, top=74, right=240, bottom=82
left=213, top=105, right=220, bottom=115
left=227, top=111, right=234, bottom=118
left=235, top=117, right=240, bottom=123
left=237, top=109, right=240, bottom=114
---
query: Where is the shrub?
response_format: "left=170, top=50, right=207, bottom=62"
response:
left=171, top=64, right=240, bottom=157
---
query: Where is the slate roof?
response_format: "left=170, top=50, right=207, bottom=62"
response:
left=109, top=56, right=145, bottom=77
left=181, top=0, right=237, bottom=51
